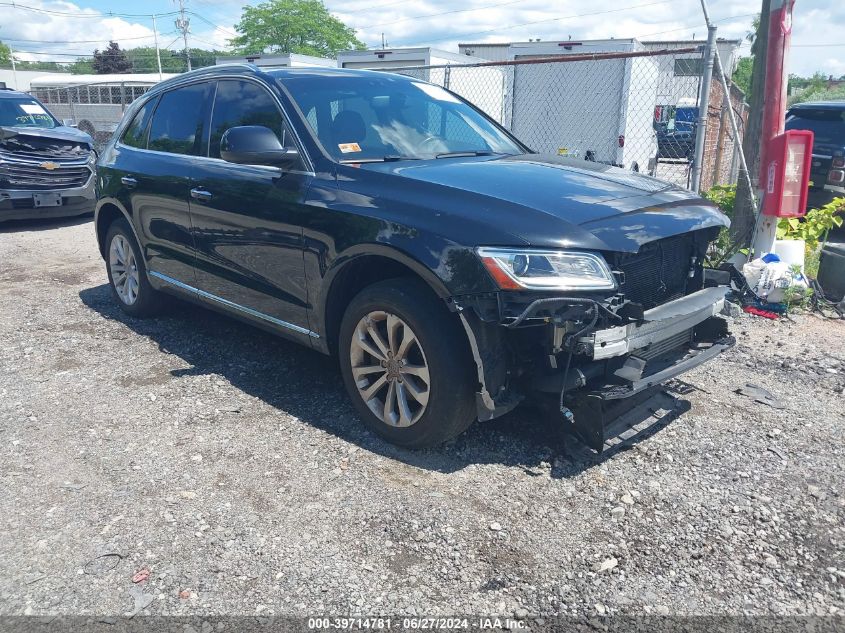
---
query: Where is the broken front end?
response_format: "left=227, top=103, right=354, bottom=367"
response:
left=454, top=228, right=735, bottom=450
left=0, top=127, right=96, bottom=222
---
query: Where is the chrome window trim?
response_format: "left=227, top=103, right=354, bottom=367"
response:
left=111, top=144, right=316, bottom=177
left=148, top=271, right=319, bottom=339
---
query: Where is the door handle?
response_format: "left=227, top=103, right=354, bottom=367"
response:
left=190, top=188, right=213, bottom=202
left=120, top=176, right=137, bottom=188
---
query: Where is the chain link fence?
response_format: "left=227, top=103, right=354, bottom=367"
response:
left=28, top=51, right=747, bottom=195
left=388, top=49, right=747, bottom=193
left=29, top=82, right=159, bottom=148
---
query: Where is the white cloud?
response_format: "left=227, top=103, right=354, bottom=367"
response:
left=4, top=0, right=844, bottom=77
left=3, top=0, right=158, bottom=62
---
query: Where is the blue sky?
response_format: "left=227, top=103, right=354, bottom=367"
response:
left=3, top=0, right=844, bottom=76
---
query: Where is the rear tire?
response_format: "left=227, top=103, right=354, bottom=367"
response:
left=339, top=278, right=477, bottom=448
left=104, top=218, right=163, bottom=317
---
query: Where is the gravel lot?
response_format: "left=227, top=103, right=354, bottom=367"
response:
left=1, top=217, right=844, bottom=620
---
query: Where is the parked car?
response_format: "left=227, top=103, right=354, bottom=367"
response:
left=656, top=122, right=695, bottom=160
left=786, top=101, right=845, bottom=212
left=94, top=64, right=735, bottom=449
left=0, top=86, right=96, bottom=222
left=656, top=102, right=698, bottom=160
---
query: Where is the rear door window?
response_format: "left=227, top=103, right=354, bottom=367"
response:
left=148, top=83, right=211, bottom=155
left=121, top=97, right=158, bottom=149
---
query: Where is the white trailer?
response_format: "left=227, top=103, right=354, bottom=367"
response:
left=336, top=48, right=507, bottom=125
left=29, top=73, right=177, bottom=138
left=506, top=39, right=659, bottom=174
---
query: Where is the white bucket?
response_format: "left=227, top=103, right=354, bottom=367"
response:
left=773, top=239, right=806, bottom=272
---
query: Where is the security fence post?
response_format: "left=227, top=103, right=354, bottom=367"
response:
left=690, top=24, right=717, bottom=193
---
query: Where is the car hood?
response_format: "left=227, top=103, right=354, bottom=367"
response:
left=363, top=154, right=728, bottom=253
left=0, top=125, right=93, bottom=148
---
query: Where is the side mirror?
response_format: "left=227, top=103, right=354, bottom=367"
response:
left=62, top=119, right=78, bottom=128
left=220, top=125, right=299, bottom=167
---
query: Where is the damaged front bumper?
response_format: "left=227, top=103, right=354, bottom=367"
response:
left=457, top=285, right=735, bottom=448
left=0, top=150, right=96, bottom=222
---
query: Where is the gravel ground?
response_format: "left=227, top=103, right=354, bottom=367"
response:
left=1, top=217, right=844, bottom=619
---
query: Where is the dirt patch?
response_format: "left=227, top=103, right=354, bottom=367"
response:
left=0, top=218, right=843, bottom=618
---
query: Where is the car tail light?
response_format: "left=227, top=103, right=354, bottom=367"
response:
left=832, top=157, right=845, bottom=168
left=828, top=169, right=845, bottom=184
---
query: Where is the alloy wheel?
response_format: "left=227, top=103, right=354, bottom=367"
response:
left=349, top=310, right=431, bottom=428
left=109, top=234, right=140, bottom=306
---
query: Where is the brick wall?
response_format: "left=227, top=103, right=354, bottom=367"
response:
left=700, top=77, right=748, bottom=192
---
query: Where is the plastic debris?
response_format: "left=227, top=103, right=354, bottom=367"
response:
left=743, top=306, right=781, bottom=319
left=125, top=585, right=154, bottom=618
left=736, top=383, right=785, bottom=409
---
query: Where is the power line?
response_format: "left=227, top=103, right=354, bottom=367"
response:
left=356, top=0, right=526, bottom=31
left=0, top=2, right=180, bottom=20
left=189, top=35, right=227, bottom=50
left=397, top=9, right=757, bottom=48
left=4, top=32, right=172, bottom=45
left=188, top=12, right=237, bottom=37
left=394, top=0, right=677, bottom=46
left=330, top=0, right=418, bottom=14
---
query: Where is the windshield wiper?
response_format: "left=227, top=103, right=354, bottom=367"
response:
left=383, top=154, right=422, bottom=162
left=435, top=150, right=499, bottom=159
left=339, top=155, right=422, bottom=164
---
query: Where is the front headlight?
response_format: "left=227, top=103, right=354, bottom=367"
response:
left=477, top=247, right=617, bottom=291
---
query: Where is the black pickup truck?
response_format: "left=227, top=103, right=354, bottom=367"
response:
left=786, top=101, right=845, bottom=213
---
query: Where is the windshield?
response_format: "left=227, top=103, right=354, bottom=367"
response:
left=281, top=72, right=524, bottom=161
left=786, top=108, right=845, bottom=145
left=0, top=97, right=59, bottom=129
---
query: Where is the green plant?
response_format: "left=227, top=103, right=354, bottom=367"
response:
left=782, top=266, right=814, bottom=313
left=805, top=247, right=821, bottom=280
left=777, top=197, right=845, bottom=250
left=703, top=184, right=736, bottom=217
left=703, top=184, right=737, bottom=265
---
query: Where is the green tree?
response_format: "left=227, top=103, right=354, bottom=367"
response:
left=123, top=46, right=219, bottom=73
left=68, top=58, right=95, bottom=74
left=729, top=14, right=760, bottom=97
left=16, top=60, right=63, bottom=71
left=92, top=41, right=132, bottom=74
left=0, top=40, right=10, bottom=67
left=230, top=0, right=364, bottom=57
left=732, top=56, right=753, bottom=95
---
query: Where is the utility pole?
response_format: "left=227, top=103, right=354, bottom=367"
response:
left=175, top=0, right=191, bottom=72
left=731, top=0, right=771, bottom=251
left=9, top=45, right=18, bottom=91
left=750, top=0, right=796, bottom=257
left=152, top=14, right=163, bottom=79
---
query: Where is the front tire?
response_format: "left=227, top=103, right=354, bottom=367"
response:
left=339, top=279, right=477, bottom=448
left=104, top=218, right=163, bottom=317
